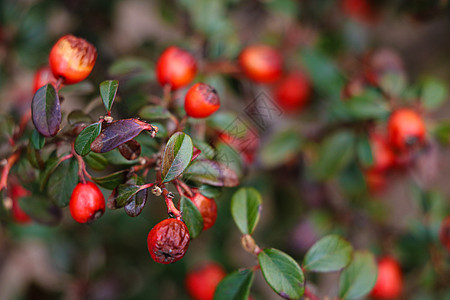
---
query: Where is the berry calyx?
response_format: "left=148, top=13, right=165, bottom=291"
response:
left=185, top=83, right=220, bottom=118
left=147, top=218, right=190, bottom=264
left=388, top=108, right=426, bottom=151
left=33, top=66, right=58, bottom=93
left=69, top=181, right=105, bottom=223
left=238, top=45, right=282, bottom=83
left=370, top=256, right=403, bottom=299
left=273, top=71, right=311, bottom=112
left=439, top=216, right=450, bottom=252
left=49, top=35, right=97, bottom=85
left=10, top=184, right=31, bottom=224
left=190, top=193, right=217, bottom=230
left=156, top=46, right=197, bottom=90
left=185, top=262, right=226, bottom=300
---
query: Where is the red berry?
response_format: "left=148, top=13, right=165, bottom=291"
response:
left=364, top=169, right=387, bottom=194
left=185, top=263, right=227, bottom=300
left=33, top=66, right=59, bottom=93
left=218, top=129, right=259, bottom=165
left=238, top=45, right=283, bottom=83
left=156, top=46, right=197, bottom=90
left=342, top=0, right=380, bottom=24
left=368, top=134, right=395, bottom=172
left=69, top=182, right=105, bottom=223
left=439, top=216, right=450, bottom=252
left=370, top=256, right=403, bottom=299
left=185, top=83, right=220, bottom=118
left=273, top=71, right=311, bottom=112
left=388, top=109, right=426, bottom=151
left=190, top=193, right=217, bottom=230
left=147, top=218, right=190, bottom=264
left=49, top=35, right=97, bottom=84
left=10, top=184, right=31, bottom=224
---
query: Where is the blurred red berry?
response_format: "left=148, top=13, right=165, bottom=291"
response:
left=439, top=216, right=450, bottom=252
left=273, top=71, right=311, bottom=112
left=33, top=66, right=59, bottom=93
left=218, top=129, right=259, bottom=166
left=10, top=184, right=31, bottom=224
left=238, top=45, right=282, bottom=83
left=190, top=193, right=217, bottom=230
left=69, top=182, right=105, bottom=223
left=186, top=262, right=227, bottom=300
left=342, top=0, right=380, bottom=24
left=370, top=256, right=403, bottom=299
left=185, top=83, right=220, bottom=118
left=368, top=134, right=395, bottom=172
left=147, top=218, right=190, bottom=264
left=49, top=35, right=97, bottom=84
left=388, top=109, right=426, bottom=151
left=156, top=46, right=197, bottom=90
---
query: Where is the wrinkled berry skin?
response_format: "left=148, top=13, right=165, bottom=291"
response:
left=33, top=66, right=58, bottom=93
left=49, top=35, right=97, bottom=84
left=147, top=219, right=190, bottom=264
left=388, top=109, right=426, bottom=151
left=190, top=193, right=217, bottom=230
left=10, top=184, right=31, bottom=224
left=186, top=263, right=226, bottom=300
left=69, top=182, right=105, bottom=223
left=156, top=46, right=197, bottom=90
left=185, top=83, right=220, bottom=118
left=370, top=256, right=403, bottom=299
left=238, top=45, right=282, bottom=83
left=274, top=71, right=311, bottom=112
left=439, top=216, right=450, bottom=252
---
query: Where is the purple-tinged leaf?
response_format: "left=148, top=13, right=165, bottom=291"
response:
left=31, top=84, right=61, bottom=137
left=91, top=119, right=157, bottom=153
left=183, top=159, right=239, bottom=187
left=124, top=188, right=148, bottom=217
left=118, top=139, right=141, bottom=160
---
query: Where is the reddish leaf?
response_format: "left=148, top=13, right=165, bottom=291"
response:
left=118, top=139, right=141, bottom=160
left=31, top=84, right=61, bottom=137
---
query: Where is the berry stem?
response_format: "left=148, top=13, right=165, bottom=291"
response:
left=304, top=287, right=320, bottom=300
left=176, top=180, right=194, bottom=197
left=162, top=188, right=182, bottom=220
left=0, top=150, right=21, bottom=191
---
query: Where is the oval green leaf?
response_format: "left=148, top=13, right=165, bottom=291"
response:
left=230, top=187, right=262, bottom=235
left=92, top=170, right=128, bottom=190
left=258, top=248, right=305, bottom=299
left=421, top=77, right=448, bottom=110
left=100, top=80, right=119, bottom=113
left=161, top=132, right=193, bottom=183
left=47, top=157, right=79, bottom=207
left=356, top=134, right=374, bottom=168
left=261, top=129, right=303, bottom=168
left=180, top=196, right=203, bottom=238
left=214, top=269, right=254, bottom=300
left=139, top=105, right=172, bottom=120
left=75, top=122, right=102, bottom=156
left=84, top=152, right=108, bottom=171
left=339, top=251, right=377, bottom=300
left=303, top=235, right=353, bottom=272
left=31, top=129, right=45, bottom=150
left=184, top=159, right=239, bottom=187
left=18, top=196, right=62, bottom=226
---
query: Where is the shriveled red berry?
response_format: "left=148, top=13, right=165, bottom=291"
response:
left=238, top=45, right=282, bottom=83
left=388, top=109, right=426, bottom=151
left=69, top=181, right=105, bottom=223
left=185, top=83, right=220, bottom=118
left=186, top=262, right=226, bottom=300
left=10, top=184, right=31, bottom=224
left=273, top=71, right=311, bottom=112
left=49, top=35, right=97, bottom=84
left=156, top=46, right=197, bottom=90
left=439, top=216, right=450, bottom=252
left=190, top=193, right=217, bottom=230
left=370, top=256, right=403, bottom=299
left=33, top=66, right=59, bottom=93
left=147, top=218, right=190, bottom=264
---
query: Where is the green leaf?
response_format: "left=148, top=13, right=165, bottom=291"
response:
left=345, top=95, right=390, bottom=120
left=113, top=184, right=142, bottom=208
left=47, top=158, right=79, bottom=207
left=39, top=153, right=62, bottom=190
left=75, top=122, right=102, bottom=156
left=214, top=269, right=254, bottom=300
left=339, top=251, right=377, bottom=300
left=231, top=187, right=262, bottom=235
left=356, top=135, right=374, bottom=168
left=180, top=196, right=204, bottom=238
left=303, top=235, right=353, bottom=272
left=199, top=185, right=223, bottom=199
left=261, top=129, right=303, bottom=168
left=139, top=105, right=172, bottom=120
left=67, top=110, right=92, bottom=126
left=92, top=170, right=128, bottom=190
left=124, top=186, right=148, bottom=217
left=258, top=248, right=305, bottom=299
left=100, top=80, right=119, bottom=113
left=184, top=159, right=239, bottom=187
left=379, top=72, right=406, bottom=98
left=421, top=77, right=448, bottom=110
left=84, top=152, right=108, bottom=171
left=18, top=196, right=62, bottom=226
left=311, top=130, right=355, bottom=180
left=161, top=132, right=193, bottom=183
left=31, top=129, right=45, bottom=149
